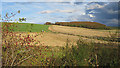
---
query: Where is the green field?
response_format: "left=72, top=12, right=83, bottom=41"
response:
left=4, top=23, right=50, bottom=32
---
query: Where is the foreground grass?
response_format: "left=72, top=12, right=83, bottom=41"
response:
left=20, top=46, right=64, bottom=66
left=3, top=37, right=119, bottom=66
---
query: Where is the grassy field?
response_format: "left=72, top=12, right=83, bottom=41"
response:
left=7, top=23, right=50, bottom=32
left=2, top=23, right=120, bottom=66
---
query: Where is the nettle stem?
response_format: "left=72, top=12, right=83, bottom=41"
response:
left=14, top=55, right=33, bottom=66
left=11, top=53, right=18, bottom=66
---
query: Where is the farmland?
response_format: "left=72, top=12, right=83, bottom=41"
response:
left=4, top=23, right=119, bottom=46
left=8, top=23, right=50, bottom=32
left=2, top=23, right=120, bottom=66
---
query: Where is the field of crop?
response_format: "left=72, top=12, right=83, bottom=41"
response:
left=2, top=23, right=120, bottom=66
left=49, top=25, right=112, bottom=37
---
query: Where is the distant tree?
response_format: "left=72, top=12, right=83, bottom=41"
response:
left=19, top=18, right=26, bottom=22
left=45, top=22, right=52, bottom=25
left=55, top=22, right=61, bottom=25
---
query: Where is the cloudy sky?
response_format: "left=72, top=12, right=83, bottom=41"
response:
left=1, top=0, right=119, bottom=26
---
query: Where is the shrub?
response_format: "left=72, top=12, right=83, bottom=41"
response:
left=2, top=10, right=49, bottom=66
left=45, top=22, right=52, bottom=25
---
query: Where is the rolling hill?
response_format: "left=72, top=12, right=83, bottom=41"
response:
left=54, top=21, right=111, bottom=30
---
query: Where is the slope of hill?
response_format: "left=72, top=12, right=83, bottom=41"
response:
left=54, top=21, right=111, bottom=30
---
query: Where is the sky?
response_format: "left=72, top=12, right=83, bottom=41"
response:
left=1, top=0, right=119, bottom=26
left=1, top=0, right=120, bottom=2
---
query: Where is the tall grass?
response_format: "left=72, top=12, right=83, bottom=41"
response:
left=48, top=33, right=119, bottom=67
left=47, top=38, right=95, bottom=66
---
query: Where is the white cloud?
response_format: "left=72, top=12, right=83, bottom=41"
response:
left=89, top=10, right=99, bottom=14
left=40, top=10, right=57, bottom=14
left=88, top=14, right=95, bottom=17
left=9, top=20, right=35, bottom=23
left=87, top=3, right=108, bottom=10
left=38, top=9, right=80, bottom=14
left=59, top=9, right=76, bottom=13
left=82, top=13, right=86, bottom=15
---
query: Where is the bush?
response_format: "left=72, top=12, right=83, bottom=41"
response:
left=45, top=22, right=53, bottom=25
left=2, top=10, right=49, bottom=66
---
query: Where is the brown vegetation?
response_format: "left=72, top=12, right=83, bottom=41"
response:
left=54, top=21, right=111, bottom=30
left=44, top=22, right=52, bottom=25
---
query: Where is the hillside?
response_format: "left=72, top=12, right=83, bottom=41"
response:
left=54, top=21, right=111, bottom=30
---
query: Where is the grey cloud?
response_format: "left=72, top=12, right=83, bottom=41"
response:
left=66, top=14, right=92, bottom=22
left=86, top=2, right=119, bottom=26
